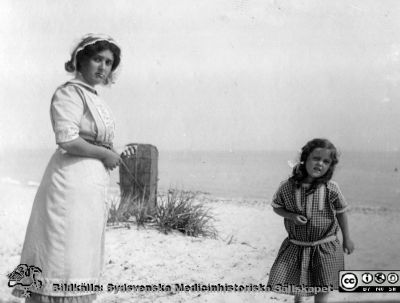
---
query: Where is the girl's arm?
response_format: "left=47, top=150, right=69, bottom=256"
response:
left=59, top=137, right=120, bottom=170
left=273, top=208, right=308, bottom=225
left=336, top=212, right=355, bottom=254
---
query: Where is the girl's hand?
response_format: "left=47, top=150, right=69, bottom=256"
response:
left=343, top=238, right=355, bottom=254
left=102, top=149, right=120, bottom=170
left=292, top=214, right=308, bottom=225
left=121, top=145, right=136, bottom=158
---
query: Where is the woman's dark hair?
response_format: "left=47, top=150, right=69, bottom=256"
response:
left=289, top=138, right=339, bottom=189
left=65, top=40, right=121, bottom=73
left=75, top=40, right=121, bottom=72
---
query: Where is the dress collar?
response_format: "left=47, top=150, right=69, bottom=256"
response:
left=67, top=78, right=98, bottom=95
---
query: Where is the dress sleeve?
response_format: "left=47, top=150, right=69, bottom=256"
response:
left=50, top=85, right=84, bottom=144
left=328, top=181, right=350, bottom=213
left=271, top=181, right=288, bottom=208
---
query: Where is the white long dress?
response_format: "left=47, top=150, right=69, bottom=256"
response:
left=13, top=79, right=115, bottom=301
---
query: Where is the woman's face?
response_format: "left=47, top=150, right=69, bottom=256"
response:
left=79, top=49, right=114, bottom=86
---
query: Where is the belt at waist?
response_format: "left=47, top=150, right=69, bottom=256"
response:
left=289, top=235, right=337, bottom=247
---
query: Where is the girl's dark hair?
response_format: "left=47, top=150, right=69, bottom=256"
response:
left=289, top=138, right=339, bottom=189
left=75, top=40, right=121, bottom=72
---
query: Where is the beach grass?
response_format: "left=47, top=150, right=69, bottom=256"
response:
left=155, top=189, right=218, bottom=238
left=107, top=195, right=120, bottom=225
left=107, top=189, right=218, bottom=238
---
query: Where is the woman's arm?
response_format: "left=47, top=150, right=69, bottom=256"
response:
left=273, top=207, right=308, bottom=225
left=59, top=137, right=120, bottom=170
left=337, top=212, right=355, bottom=254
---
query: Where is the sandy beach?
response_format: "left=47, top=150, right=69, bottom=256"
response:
left=1, top=182, right=399, bottom=303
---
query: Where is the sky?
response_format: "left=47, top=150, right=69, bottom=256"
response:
left=1, top=0, right=400, bottom=152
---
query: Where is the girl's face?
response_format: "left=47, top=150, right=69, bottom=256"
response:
left=80, top=49, right=114, bottom=86
left=304, top=148, right=332, bottom=182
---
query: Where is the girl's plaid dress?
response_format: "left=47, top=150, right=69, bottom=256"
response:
left=267, top=180, right=349, bottom=296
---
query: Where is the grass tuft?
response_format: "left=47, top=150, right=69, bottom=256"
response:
left=155, top=189, right=217, bottom=238
left=129, top=194, right=153, bottom=228
left=107, top=189, right=217, bottom=238
left=107, top=195, right=120, bottom=225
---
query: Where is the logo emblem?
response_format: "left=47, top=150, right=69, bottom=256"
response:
left=7, top=264, right=43, bottom=297
left=341, top=273, right=358, bottom=291
left=387, top=273, right=399, bottom=284
left=362, top=273, right=373, bottom=284
left=374, top=273, right=386, bottom=284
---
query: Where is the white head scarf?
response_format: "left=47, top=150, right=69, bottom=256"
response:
left=65, top=33, right=121, bottom=84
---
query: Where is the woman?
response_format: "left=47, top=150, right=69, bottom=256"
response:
left=12, top=34, right=133, bottom=303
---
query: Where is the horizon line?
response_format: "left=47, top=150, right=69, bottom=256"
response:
left=1, top=146, right=399, bottom=154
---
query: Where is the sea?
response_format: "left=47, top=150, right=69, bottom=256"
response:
left=1, top=148, right=400, bottom=210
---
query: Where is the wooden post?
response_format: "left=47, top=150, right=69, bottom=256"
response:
left=117, top=143, right=158, bottom=220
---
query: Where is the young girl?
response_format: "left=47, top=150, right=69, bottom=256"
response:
left=268, top=138, right=355, bottom=303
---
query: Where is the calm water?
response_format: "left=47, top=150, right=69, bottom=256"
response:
left=1, top=148, right=400, bottom=209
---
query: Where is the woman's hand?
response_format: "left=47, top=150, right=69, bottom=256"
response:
left=121, top=145, right=136, bottom=158
left=343, top=238, right=355, bottom=254
left=292, top=214, right=308, bottom=225
left=102, top=149, right=121, bottom=170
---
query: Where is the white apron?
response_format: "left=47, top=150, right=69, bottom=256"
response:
left=14, top=79, right=115, bottom=298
